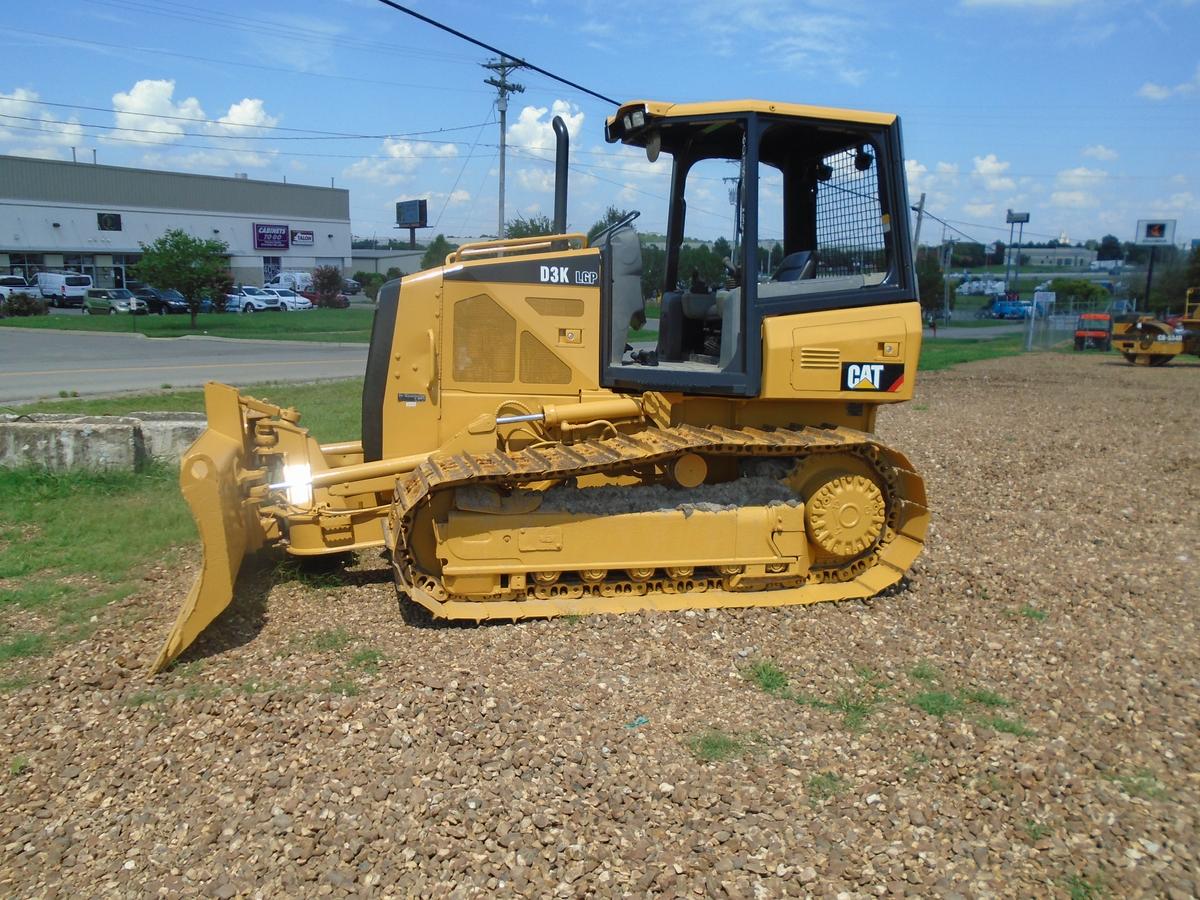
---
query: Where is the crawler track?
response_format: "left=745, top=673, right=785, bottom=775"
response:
left=388, top=423, right=929, bottom=619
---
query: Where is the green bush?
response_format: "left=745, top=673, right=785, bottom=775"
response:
left=2, top=292, right=49, bottom=317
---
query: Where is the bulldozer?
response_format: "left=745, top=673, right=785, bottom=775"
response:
left=1112, top=287, right=1200, bottom=366
left=153, top=99, right=930, bottom=672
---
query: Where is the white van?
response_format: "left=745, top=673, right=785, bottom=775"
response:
left=265, top=271, right=313, bottom=292
left=34, top=272, right=93, bottom=307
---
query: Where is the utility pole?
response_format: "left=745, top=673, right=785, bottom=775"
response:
left=484, top=56, right=524, bottom=239
left=911, top=192, right=926, bottom=303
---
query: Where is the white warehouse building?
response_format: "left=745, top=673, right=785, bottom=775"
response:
left=0, top=155, right=351, bottom=288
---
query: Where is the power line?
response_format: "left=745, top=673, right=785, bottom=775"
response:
left=3, top=27, right=491, bottom=97
left=373, top=0, right=619, bottom=106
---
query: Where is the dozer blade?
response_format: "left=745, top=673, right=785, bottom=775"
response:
left=151, top=383, right=267, bottom=673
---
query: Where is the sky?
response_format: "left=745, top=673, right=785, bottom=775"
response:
left=1, top=0, right=1198, bottom=249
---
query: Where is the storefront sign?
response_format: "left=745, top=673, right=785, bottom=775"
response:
left=254, top=223, right=290, bottom=250
left=290, top=229, right=314, bottom=246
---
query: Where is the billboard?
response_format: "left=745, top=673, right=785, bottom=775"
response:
left=290, top=229, right=314, bottom=246
left=396, top=199, right=429, bottom=228
left=1134, top=219, right=1176, bottom=246
left=253, top=223, right=290, bottom=250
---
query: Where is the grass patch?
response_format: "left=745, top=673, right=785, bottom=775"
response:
left=978, top=714, right=1034, bottom=736
left=1020, top=604, right=1048, bottom=621
left=0, top=465, right=195, bottom=668
left=918, top=335, right=1024, bottom=372
left=962, top=688, right=1010, bottom=708
left=349, top=649, right=383, bottom=674
left=327, top=677, right=360, bottom=697
left=311, top=628, right=353, bottom=652
left=15, top=378, right=365, bottom=443
left=124, top=690, right=163, bottom=707
left=807, top=772, right=847, bottom=802
left=908, top=661, right=941, bottom=683
left=911, top=690, right=965, bottom=718
left=0, top=307, right=376, bottom=343
left=743, top=659, right=789, bottom=695
left=274, top=557, right=344, bottom=589
left=0, top=675, right=34, bottom=693
left=1104, top=769, right=1166, bottom=801
left=0, top=632, right=49, bottom=662
left=687, top=729, right=756, bottom=763
left=9, top=755, right=29, bottom=776
left=1022, top=819, right=1050, bottom=842
left=1064, top=872, right=1107, bottom=899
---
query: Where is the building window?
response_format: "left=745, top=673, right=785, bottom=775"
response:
left=97, top=213, right=123, bottom=231
left=263, top=257, right=282, bottom=281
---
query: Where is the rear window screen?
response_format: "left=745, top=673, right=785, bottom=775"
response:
left=66, top=277, right=91, bottom=286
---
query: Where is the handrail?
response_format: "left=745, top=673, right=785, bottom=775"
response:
left=445, top=233, right=587, bottom=265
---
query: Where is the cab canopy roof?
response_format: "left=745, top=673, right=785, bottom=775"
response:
left=605, top=99, right=897, bottom=147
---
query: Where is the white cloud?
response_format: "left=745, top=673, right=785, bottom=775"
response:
left=0, top=88, right=85, bottom=150
left=1049, top=190, right=1098, bottom=208
left=1137, top=63, right=1200, bottom=100
left=963, top=202, right=996, bottom=218
left=110, top=79, right=204, bottom=144
left=680, top=0, right=866, bottom=85
left=1139, top=81, right=1174, bottom=100
left=972, top=154, right=1015, bottom=191
left=1082, top=144, right=1118, bottom=161
left=1056, top=166, right=1107, bottom=190
left=208, top=98, right=279, bottom=137
left=508, top=101, right=585, bottom=162
left=342, top=138, right=457, bottom=187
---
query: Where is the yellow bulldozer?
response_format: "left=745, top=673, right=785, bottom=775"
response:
left=1111, top=287, right=1200, bottom=366
left=153, top=99, right=931, bottom=672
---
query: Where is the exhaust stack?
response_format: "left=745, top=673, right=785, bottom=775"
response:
left=552, top=115, right=569, bottom=234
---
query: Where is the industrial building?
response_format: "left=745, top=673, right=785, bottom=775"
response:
left=0, top=155, right=351, bottom=288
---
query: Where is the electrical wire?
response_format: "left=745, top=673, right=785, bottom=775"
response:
left=373, top=0, right=619, bottom=106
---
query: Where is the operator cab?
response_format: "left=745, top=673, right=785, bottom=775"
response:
left=599, top=100, right=914, bottom=397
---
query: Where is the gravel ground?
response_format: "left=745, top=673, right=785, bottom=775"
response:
left=2, top=352, right=1197, bottom=898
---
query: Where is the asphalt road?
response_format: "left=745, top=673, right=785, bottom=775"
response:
left=0, top=328, right=368, bottom=405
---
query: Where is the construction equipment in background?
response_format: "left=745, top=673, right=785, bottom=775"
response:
left=154, top=100, right=931, bottom=672
left=1073, top=312, right=1112, bottom=351
left=1112, top=288, right=1199, bottom=366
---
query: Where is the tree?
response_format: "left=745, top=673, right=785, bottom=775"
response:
left=420, top=235, right=457, bottom=271
left=915, top=247, right=944, bottom=313
left=1046, top=278, right=1108, bottom=307
left=505, top=214, right=554, bottom=239
left=770, top=243, right=784, bottom=271
left=587, top=206, right=636, bottom=243
left=1097, top=234, right=1122, bottom=261
left=132, top=229, right=230, bottom=327
left=312, top=265, right=344, bottom=308
left=711, top=236, right=732, bottom=262
left=354, top=270, right=388, bottom=301
left=641, top=245, right=665, bottom=301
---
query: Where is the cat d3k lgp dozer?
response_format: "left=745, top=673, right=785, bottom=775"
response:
left=153, top=99, right=930, bottom=672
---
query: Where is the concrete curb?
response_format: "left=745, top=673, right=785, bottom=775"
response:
left=0, top=412, right=206, bottom=471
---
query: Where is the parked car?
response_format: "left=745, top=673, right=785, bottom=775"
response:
left=262, top=287, right=313, bottom=311
left=133, top=286, right=190, bottom=315
left=342, top=278, right=361, bottom=295
left=34, top=272, right=92, bottom=307
left=82, top=288, right=147, bottom=315
left=0, top=275, right=30, bottom=299
left=299, top=289, right=350, bottom=309
left=227, top=285, right=283, bottom=313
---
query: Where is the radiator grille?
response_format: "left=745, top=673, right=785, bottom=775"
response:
left=453, top=294, right=515, bottom=382
left=520, top=331, right=572, bottom=384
